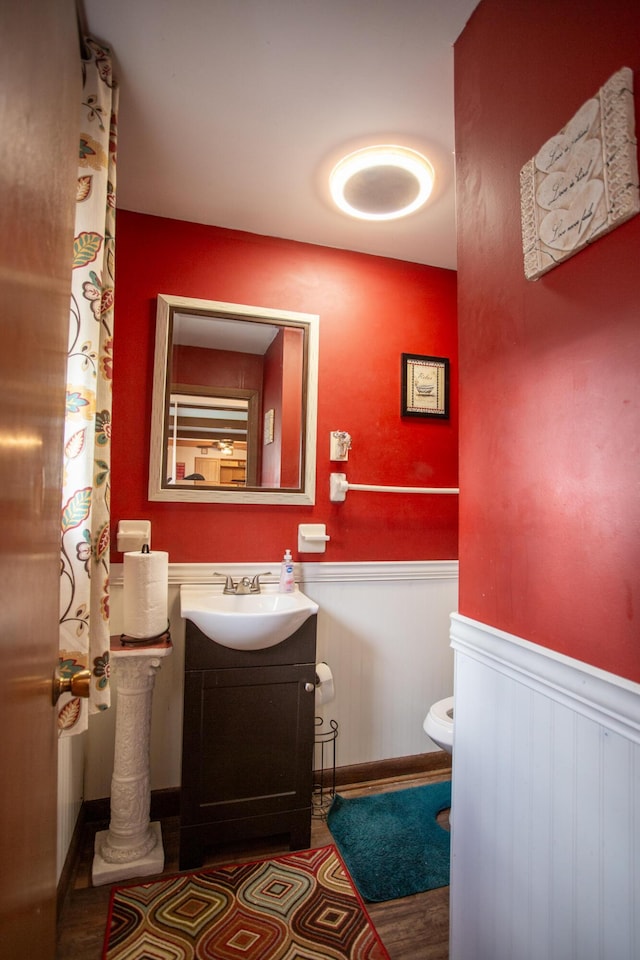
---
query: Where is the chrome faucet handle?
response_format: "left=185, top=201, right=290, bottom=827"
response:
left=214, top=572, right=236, bottom=594
left=250, top=572, right=272, bottom=592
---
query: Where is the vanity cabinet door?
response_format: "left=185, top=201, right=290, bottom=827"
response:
left=182, top=662, right=316, bottom=825
left=179, top=615, right=317, bottom=869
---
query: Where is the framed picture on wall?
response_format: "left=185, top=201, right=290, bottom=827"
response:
left=401, top=353, right=449, bottom=419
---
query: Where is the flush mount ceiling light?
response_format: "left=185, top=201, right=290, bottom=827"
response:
left=329, top=145, right=434, bottom=221
left=218, top=439, right=234, bottom=456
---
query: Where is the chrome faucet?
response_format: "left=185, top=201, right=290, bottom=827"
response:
left=214, top=572, right=272, bottom=594
left=250, top=572, right=272, bottom=592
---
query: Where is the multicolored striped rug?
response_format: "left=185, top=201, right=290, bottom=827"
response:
left=102, top=845, right=389, bottom=959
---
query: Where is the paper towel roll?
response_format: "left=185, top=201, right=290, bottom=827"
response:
left=123, top=550, right=169, bottom=639
left=315, top=661, right=335, bottom=706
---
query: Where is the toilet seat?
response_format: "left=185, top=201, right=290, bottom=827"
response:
left=430, top=696, right=454, bottom=725
left=423, top=696, right=454, bottom=752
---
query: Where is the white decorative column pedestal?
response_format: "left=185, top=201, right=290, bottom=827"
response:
left=92, top=636, right=172, bottom=886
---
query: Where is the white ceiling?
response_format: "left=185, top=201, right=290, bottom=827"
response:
left=174, top=312, right=279, bottom=354
left=82, top=0, right=478, bottom=270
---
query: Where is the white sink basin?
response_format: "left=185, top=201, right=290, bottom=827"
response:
left=180, top=583, right=319, bottom=650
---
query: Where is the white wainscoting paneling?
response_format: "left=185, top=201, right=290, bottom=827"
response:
left=83, top=561, right=458, bottom=801
left=302, top=563, right=458, bottom=767
left=56, top=731, right=85, bottom=881
left=449, top=613, right=640, bottom=960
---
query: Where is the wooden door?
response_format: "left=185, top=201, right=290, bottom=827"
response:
left=0, top=2, right=80, bottom=957
left=194, top=456, right=220, bottom=483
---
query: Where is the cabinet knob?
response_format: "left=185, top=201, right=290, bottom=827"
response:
left=304, top=682, right=315, bottom=693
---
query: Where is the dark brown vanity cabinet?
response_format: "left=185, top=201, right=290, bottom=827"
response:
left=179, top=616, right=317, bottom=870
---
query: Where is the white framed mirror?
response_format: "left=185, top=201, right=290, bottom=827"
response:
left=149, top=295, right=319, bottom=504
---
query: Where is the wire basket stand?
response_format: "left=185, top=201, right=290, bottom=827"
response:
left=312, top=717, right=338, bottom=819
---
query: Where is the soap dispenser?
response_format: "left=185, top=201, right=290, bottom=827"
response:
left=279, top=549, right=295, bottom=593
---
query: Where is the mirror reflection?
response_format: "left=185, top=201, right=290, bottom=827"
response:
left=149, top=296, right=319, bottom=505
left=167, top=390, right=255, bottom=486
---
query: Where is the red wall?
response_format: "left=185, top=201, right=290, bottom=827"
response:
left=173, top=344, right=263, bottom=391
left=261, top=328, right=303, bottom=488
left=455, top=1, right=640, bottom=681
left=111, top=212, right=458, bottom=563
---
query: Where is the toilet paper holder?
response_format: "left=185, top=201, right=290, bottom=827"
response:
left=118, top=620, right=172, bottom=647
left=315, top=661, right=335, bottom=706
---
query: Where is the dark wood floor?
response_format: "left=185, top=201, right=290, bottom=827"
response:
left=57, top=768, right=451, bottom=959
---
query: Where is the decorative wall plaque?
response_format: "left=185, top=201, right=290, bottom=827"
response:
left=520, top=66, right=640, bottom=280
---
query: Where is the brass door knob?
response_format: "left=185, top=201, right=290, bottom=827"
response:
left=52, top=667, right=91, bottom=706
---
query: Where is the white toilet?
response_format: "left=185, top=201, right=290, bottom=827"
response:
left=424, top=696, right=454, bottom=754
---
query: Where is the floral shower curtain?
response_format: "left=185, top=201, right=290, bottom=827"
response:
left=58, top=38, right=118, bottom=736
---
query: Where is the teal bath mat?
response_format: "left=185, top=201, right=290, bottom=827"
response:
left=327, top=780, right=451, bottom=902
